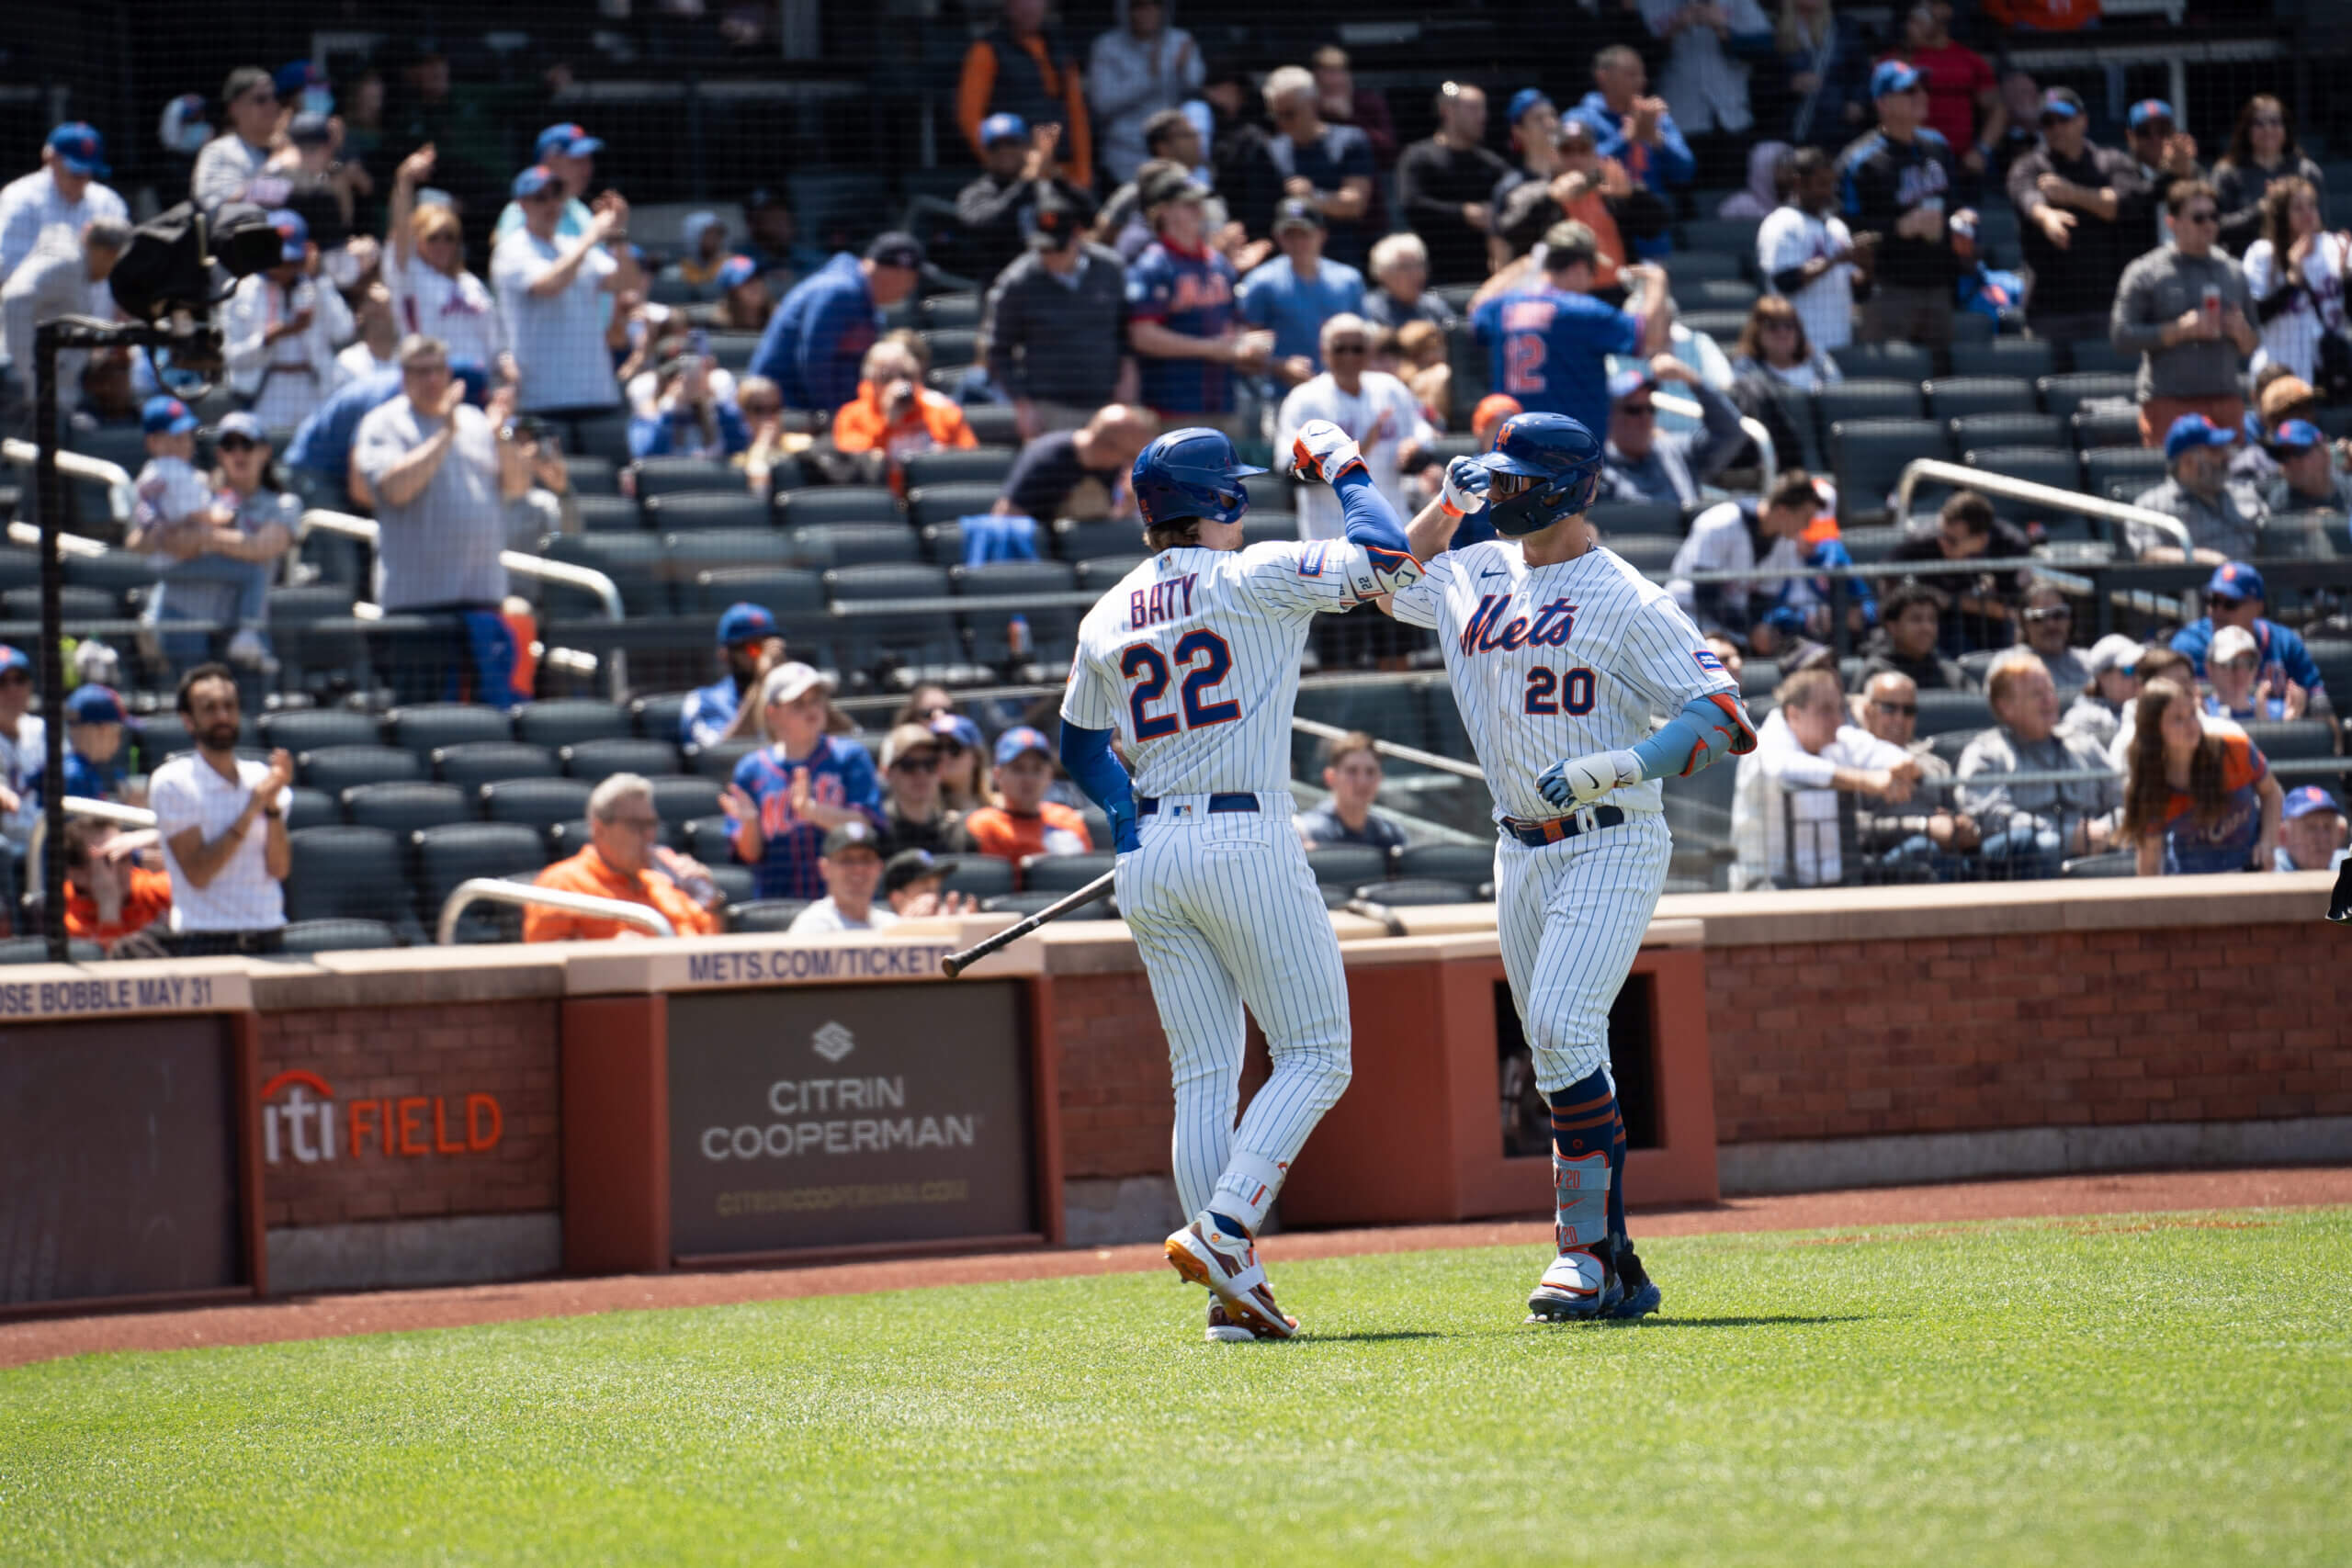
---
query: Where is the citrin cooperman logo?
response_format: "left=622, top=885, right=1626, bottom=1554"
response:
left=811, top=1021, right=856, bottom=1063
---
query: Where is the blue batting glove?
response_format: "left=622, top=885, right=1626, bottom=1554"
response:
left=1441, top=455, right=1491, bottom=516
left=1113, top=811, right=1141, bottom=855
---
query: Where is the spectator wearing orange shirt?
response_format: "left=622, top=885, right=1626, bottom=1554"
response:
left=831, top=339, right=977, bottom=495
left=959, top=726, right=1092, bottom=863
left=957, top=0, right=1092, bottom=189
left=524, top=773, right=721, bottom=942
left=61, top=817, right=173, bottom=954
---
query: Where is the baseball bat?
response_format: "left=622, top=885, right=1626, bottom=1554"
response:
left=939, top=869, right=1117, bottom=978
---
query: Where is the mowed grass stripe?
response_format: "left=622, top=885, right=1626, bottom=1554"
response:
left=4, top=1209, right=2347, bottom=1568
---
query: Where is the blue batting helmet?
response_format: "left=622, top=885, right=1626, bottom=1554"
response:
left=1132, top=427, right=1266, bottom=531
left=1482, top=412, right=1604, bottom=536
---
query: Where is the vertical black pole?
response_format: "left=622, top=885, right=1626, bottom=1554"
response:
left=32, top=324, right=68, bottom=963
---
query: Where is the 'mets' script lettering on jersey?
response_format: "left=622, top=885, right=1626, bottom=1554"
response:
left=1462, top=595, right=1577, bottom=653
left=1130, top=573, right=1200, bottom=630
left=1167, top=270, right=1232, bottom=313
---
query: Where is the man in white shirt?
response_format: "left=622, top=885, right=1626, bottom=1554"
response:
left=1731, top=664, right=1921, bottom=889
left=786, top=820, right=899, bottom=933
left=148, top=663, right=294, bottom=953
left=191, top=67, right=280, bottom=217
left=223, top=209, right=355, bottom=432
left=493, top=123, right=604, bottom=243
left=1756, top=147, right=1864, bottom=353
left=491, top=165, right=627, bottom=417
left=0, top=123, right=129, bottom=290
left=1273, top=312, right=1432, bottom=540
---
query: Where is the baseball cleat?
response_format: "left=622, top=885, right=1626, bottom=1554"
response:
left=1166, top=1213, right=1299, bottom=1339
left=1607, top=1245, right=1662, bottom=1320
left=1525, top=1247, right=1624, bottom=1323
left=1205, top=1299, right=1290, bottom=1342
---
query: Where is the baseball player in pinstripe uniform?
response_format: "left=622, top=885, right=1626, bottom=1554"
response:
left=1379, top=412, right=1755, bottom=1322
left=1058, top=422, right=1423, bottom=1341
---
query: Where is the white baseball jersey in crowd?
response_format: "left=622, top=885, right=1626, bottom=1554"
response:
left=2242, top=232, right=2348, bottom=385
left=1273, top=371, right=1436, bottom=541
left=1757, top=202, right=1858, bottom=352
left=1061, top=539, right=1379, bottom=1227
left=1389, top=537, right=1736, bottom=1091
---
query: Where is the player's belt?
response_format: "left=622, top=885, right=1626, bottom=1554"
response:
left=1136, top=793, right=1261, bottom=817
left=1500, top=806, right=1625, bottom=847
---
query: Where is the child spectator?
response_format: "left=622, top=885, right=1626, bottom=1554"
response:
left=959, top=726, right=1091, bottom=862
left=721, top=663, right=883, bottom=900
left=127, top=400, right=278, bottom=677
left=2122, top=677, right=2281, bottom=874
left=884, top=847, right=978, bottom=918
left=60, top=817, right=173, bottom=955
left=59, top=685, right=131, bottom=801
left=831, top=339, right=976, bottom=493
left=1295, top=730, right=1407, bottom=852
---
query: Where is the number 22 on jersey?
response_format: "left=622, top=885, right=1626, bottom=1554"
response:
left=1123, top=632, right=1241, bottom=738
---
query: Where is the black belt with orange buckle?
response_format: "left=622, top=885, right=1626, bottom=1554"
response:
left=1137, top=793, right=1261, bottom=817
left=1501, top=806, right=1625, bottom=847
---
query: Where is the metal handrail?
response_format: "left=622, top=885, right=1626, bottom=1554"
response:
left=1292, top=714, right=1487, bottom=782
left=1892, top=459, right=2193, bottom=553
left=1651, top=390, right=1777, bottom=482
left=0, top=438, right=136, bottom=523
left=62, top=796, right=156, bottom=827
left=435, top=877, right=674, bottom=945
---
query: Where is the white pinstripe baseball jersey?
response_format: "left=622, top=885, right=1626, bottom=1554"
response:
left=2243, top=232, right=2348, bottom=385
left=1757, top=203, right=1858, bottom=352
left=1388, top=538, right=1737, bottom=820
left=1062, top=540, right=1376, bottom=795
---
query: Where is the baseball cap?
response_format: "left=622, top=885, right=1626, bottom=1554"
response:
left=266, top=208, right=308, bottom=263
left=2204, top=561, right=2265, bottom=603
left=2281, top=784, right=2344, bottom=821
left=214, top=410, right=266, bottom=443
left=46, top=122, right=109, bottom=179
left=288, top=111, right=334, bottom=147
left=715, top=601, right=777, bottom=646
left=142, top=395, right=199, bottom=435
left=0, top=647, right=29, bottom=678
left=864, top=231, right=927, bottom=271
left=2164, top=412, right=2237, bottom=462
left=2268, top=418, right=2326, bottom=454
left=2211, top=624, right=2260, bottom=665
left=930, top=712, right=984, bottom=751
left=1507, top=88, right=1554, bottom=125
left=758, top=660, right=831, bottom=708
left=880, top=722, right=943, bottom=771
left=535, top=122, right=604, bottom=161
left=2039, top=87, right=2084, bottom=123
left=275, top=61, right=328, bottom=96
left=820, top=819, right=882, bottom=859
left=884, top=847, right=956, bottom=896
left=979, top=112, right=1028, bottom=148
left=1027, top=185, right=1094, bottom=250
left=992, top=725, right=1054, bottom=768
left=450, top=359, right=492, bottom=406
left=1871, top=61, right=1925, bottom=98
left=1553, top=115, right=1598, bottom=150
left=160, top=95, right=211, bottom=156
left=716, top=254, right=761, bottom=291
left=64, top=685, right=123, bottom=725
left=1272, top=197, right=1325, bottom=233
left=681, top=210, right=721, bottom=249
left=1142, top=166, right=1209, bottom=209
left=2084, top=634, right=2143, bottom=679
left=2128, top=98, right=2176, bottom=130
left=511, top=164, right=560, bottom=200
left=1608, top=367, right=1654, bottom=404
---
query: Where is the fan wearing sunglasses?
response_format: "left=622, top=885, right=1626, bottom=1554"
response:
left=2112, top=178, right=2260, bottom=447
left=1854, top=669, right=1979, bottom=864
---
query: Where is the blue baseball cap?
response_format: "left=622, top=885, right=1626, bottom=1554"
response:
left=979, top=112, right=1028, bottom=148
left=534, top=122, right=604, bottom=160
left=0, top=647, right=28, bottom=677
left=2269, top=418, right=2325, bottom=453
left=1871, top=61, right=1925, bottom=98
left=992, top=725, right=1053, bottom=768
left=2128, top=99, right=2176, bottom=130
left=449, top=358, right=491, bottom=406
left=275, top=61, right=327, bottom=96
left=47, top=122, right=109, bottom=179
left=266, top=208, right=308, bottom=263
left=2164, top=412, right=2237, bottom=462
left=2039, top=87, right=2084, bottom=122
left=716, top=254, right=760, bottom=292
left=930, top=712, right=984, bottom=751
left=511, top=164, right=560, bottom=200
left=64, top=684, right=123, bottom=725
left=2204, top=561, right=2265, bottom=602
left=215, top=410, right=266, bottom=443
left=2282, top=784, right=2344, bottom=820
left=716, top=602, right=777, bottom=646
left=1507, top=89, right=1554, bottom=126
left=142, top=395, right=199, bottom=435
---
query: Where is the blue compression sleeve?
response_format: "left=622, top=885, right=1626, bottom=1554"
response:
left=1627, top=694, right=1758, bottom=782
left=1057, top=722, right=1139, bottom=851
left=1331, top=466, right=1412, bottom=556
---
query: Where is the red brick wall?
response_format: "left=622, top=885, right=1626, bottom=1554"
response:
left=1052, top=973, right=1267, bottom=1181
left=255, top=1002, right=560, bottom=1230
left=1706, top=922, right=2352, bottom=1145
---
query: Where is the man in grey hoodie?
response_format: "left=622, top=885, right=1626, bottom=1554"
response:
left=1087, top=0, right=1204, bottom=186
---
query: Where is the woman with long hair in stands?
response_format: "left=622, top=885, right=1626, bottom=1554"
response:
left=931, top=713, right=996, bottom=813
left=2240, top=176, right=2346, bottom=385
left=385, top=144, right=514, bottom=383
left=2120, top=677, right=2282, bottom=875
left=1729, top=294, right=1844, bottom=391
left=2214, top=95, right=2326, bottom=257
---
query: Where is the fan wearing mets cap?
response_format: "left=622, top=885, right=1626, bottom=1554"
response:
left=1378, top=412, right=1754, bottom=1322
left=1058, top=422, right=1422, bottom=1342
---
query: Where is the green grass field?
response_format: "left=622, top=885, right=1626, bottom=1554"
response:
left=5, top=1208, right=2349, bottom=1567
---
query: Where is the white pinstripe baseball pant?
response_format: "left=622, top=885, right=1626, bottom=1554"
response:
left=1493, top=810, right=1672, bottom=1095
left=1114, top=794, right=1354, bottom=1222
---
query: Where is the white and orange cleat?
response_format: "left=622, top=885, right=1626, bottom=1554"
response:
left=1166, top=1213, right=1299, bottom=1340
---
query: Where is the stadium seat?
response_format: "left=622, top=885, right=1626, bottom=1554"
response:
left=919, top=292, right=982, bottom=330
left=650, top=774, right=721, bottom=826
left=1306, top=842, right=1390, bottom=890
left=687, top=565, right=828, bottom=626
left=1830, top=420, right=1947, bottom=522
left=1737, top=657, right=1780, bottom=697
left=826, top=562, right=956, bottom=669
left=942, top=856, right=1015, bottom=900
left=1058, top=520, right=1147, bottom=561
left=956, top=559, right=1079, bottom=666
left=1830, top=342, right=1933, bottom=383
left=11, top=585, right=119, bottom=621
left=286, top=786, right=335, bottom=825
left=964, top=403, right=1021, bottom=447
left=285, top=825, right=408, bottom=924
left=983, top=890, right=1119, bottom=918
left=2062, top=339, right=2135, bottom=376
left=1965, top=446, right=2084, bottom=517
left=684, top=817, right=741, bottom=863
left=689, top=739, right=758, bottom=780
left=549, top=534, right=677, bottom=618
left=390, top=703, right=512, bottom=759
left=482, top=777, right=594, bottom=835
left=705, top=332, right=761, bottom=372
left=787, top=523, right=922, bottom=570
left=343, top=782, right=473, bottom=838
left=1608, top=536, right=1679, bottom=576
left=1241, top=472, right=1295, bottom=513
left=662, top=529, right=795, bottom=578
left=2036, top=373, right=2136, bottom=423
left=1396, top=842, right=1495, bottom=886
left=1661, top=249, right=1744, bottom=283
left=1351, top=877, right=1476, bottom=907
left=2255, top=512, right=2339, bottom=560
left=572, top=493, right=646, bottom=533
left=645, top=491, right=770, bottom=533
left=560, top=455, right=618, bottom=497
left=907, top=481, right=1006, bottom=532
left=2306, top=640, right=2352, bottom=708
left=1750, top=382, right=1826, bottom=471
left=728, top=899, right=809, bottom=932
left=0, top=936, right=105, bottom=964
left=902, top=448, right=1016, bottom=491
left=1074, top=553, right=1148, bottom=590
left=921, top=327, right=978, bottom=368
left=1020, top=852, right=1114, bottom=893
left=920, top=521, right=966, bottom=564
left=630, top=457, right=746, bottom=498
left=2073, top=406, right=2143, bottom=451
left=1818, top=379, right=1927, bottom=425
left=1687, top=278, right=1760, bottom=310
left=2239, top=720, right=2338, bottom=761
left=1949, top=412, right=2064, bottom=452
left=514, top=698, right=633, bottom=750
left=414, top=823, right=553, bottom=940
left=1838, top=526, right=1906, bottom=563
left=1946, top=338, right=2055, bottom=382
left=260, top=708, right=379, bottom=752
left=1925, top=378, right=2037, bottom=421
left=1913, top=690, right=1994, bottom=737
left=632, top=693, right=692, bottom=741
left=435, top=741, right=560, bottom=790
left=1949, top=313, right=1995, bottom=344
left=563, top=737, right=684, bottom=780
left=1928, top=728, right=1980, bottom=768
left=775, top=486, right=903, bottom=528
left=2083, top=446, right=2166, bottom=502
left=279, top=919, right=401, bottom=953
left=1589, top=501, right=1684, bottom=537
left=298, top=745, right=422, bottom=794
left=1679, top=217, right=1762, bottom=258
left=1677, top=310, right=1749, bottom=342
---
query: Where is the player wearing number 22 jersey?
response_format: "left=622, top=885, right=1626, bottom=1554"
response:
left=1386, top=411, right=1754, bottom=1325
left=1058, top=421, right=1423, bottom=1343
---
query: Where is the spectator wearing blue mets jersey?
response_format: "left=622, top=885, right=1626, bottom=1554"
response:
left=721, top=661, right=884, bottom=900
left=1842, top=61, right=1968, bottom=348
left=1468, top=220, right=1668, bottom=440
left=1126, top=176, right=1270, bottom=434
left=2167, top=561, right=2328, bottom=720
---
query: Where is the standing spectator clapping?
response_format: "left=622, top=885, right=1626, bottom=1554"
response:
left=2213, top=96, right=2325, bottom=259
left=1088, top=0, right=1203, bottom=186
left=1395, top=81, right=1510, bottom=287
left=1566, top=46, right=1695, bottom=260
left=984, top=185, right=1134, bottom=439
left=1240, top=199, right=1365, bottom=392
left=148, top=665, right=293, bottom=954
left=956, top=118, right=1088, bottom=288
left=1758, top=146, right=1865, bottom=353
left=2119, top=99, right=2204, bottom=251
left=2112, top=181, right=2259, bottom=447
left=2120, top=677, right=2280, bottom=874
left=387, top=145, right=512, bottom=384
left=1888, top=2, right=2005, bottom=189
left=1125, top=177, right=1263, bottom=436
left=2241, top=178, right=2346, bottom=388
left=494, top=125, right=605, bottom=243
left=492, top=167, right=627, bottom=419
left=1639, top=0, right=1776, bottom=186
left=956, top=0, right=1092, bottom=186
